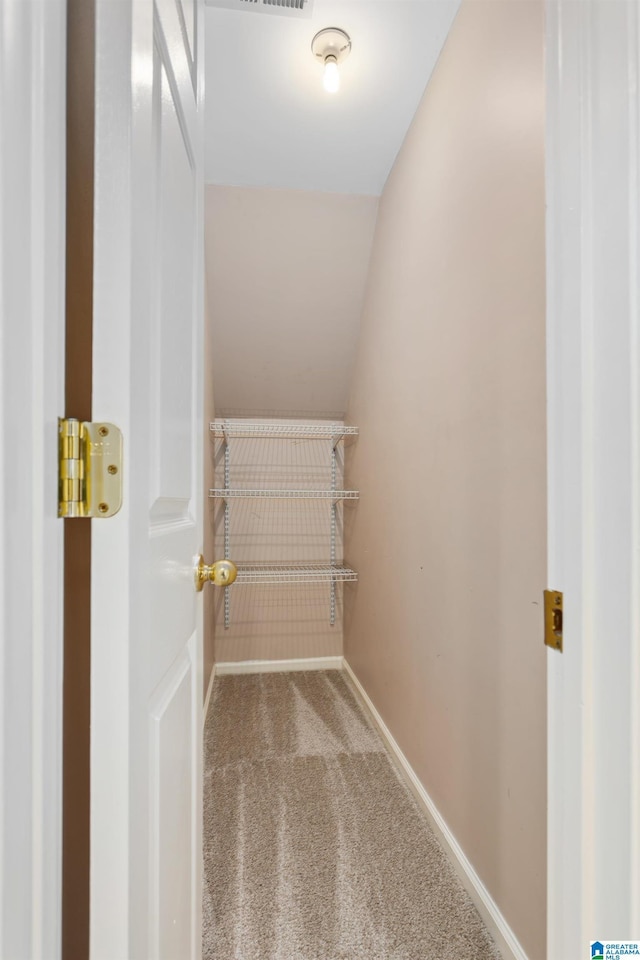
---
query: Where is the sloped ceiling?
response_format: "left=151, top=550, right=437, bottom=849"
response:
left=204, top=0, right=460, bottom=417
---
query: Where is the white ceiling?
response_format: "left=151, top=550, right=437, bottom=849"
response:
left=204, top=0, right=461, bottom=195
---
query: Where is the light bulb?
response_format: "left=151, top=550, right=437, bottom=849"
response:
left=323, top=56, right=339, bottom=94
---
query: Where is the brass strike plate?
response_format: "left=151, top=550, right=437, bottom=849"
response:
left=544, top=589, right=563, bottom=652
left=59, top=419, right=123, bottom=518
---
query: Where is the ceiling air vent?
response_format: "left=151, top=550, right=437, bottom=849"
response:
left=206, top=0, right=313, bottom=17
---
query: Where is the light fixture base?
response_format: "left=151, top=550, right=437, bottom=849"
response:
left=311, top=27, right=351, bottom=65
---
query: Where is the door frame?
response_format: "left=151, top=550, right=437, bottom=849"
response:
left=0, top=1, right=67, bottom=957
left=3, top=1, right=640, bottom=957
left=545, top=1, right=640, bottom=956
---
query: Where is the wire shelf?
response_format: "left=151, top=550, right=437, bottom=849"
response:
left=210, top=420, right=359, bottom=441
left=211, top=418, right=359, bottom=625
left=227, top=564, right=358, bottom=585
left=209, top=488, right=359, bottom=500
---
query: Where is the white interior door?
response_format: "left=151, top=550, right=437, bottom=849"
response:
left=0, top=2, right=66, bottom=957
left=90, top=0, right=205, bottom=957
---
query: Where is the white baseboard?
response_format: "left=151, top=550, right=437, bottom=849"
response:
left=342, top=659, right=528, bottom=960
left=214, top=656, right=344, bottom=676
left=203, top=663, right=217, bottom=728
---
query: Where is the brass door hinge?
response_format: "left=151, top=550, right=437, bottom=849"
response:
left=544, top=589, right=563, bottom=652
left=58, top=419, right=123, bottom=518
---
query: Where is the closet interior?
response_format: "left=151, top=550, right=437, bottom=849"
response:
left=209, top=418, right=359, bottom=662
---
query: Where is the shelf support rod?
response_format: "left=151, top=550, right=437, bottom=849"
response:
left=330, top=442, right=337, bottom=626
left=224, top=422, right=231, bottom=629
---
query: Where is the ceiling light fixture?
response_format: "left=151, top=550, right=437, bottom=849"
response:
left=311, top=27, right=351, bottom=94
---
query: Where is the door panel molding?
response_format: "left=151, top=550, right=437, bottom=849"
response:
left=149, top=647, right=194, bottom=959
left=154, top=1, right=198, bottom=159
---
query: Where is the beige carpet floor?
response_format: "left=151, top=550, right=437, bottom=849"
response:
left=203, top=670, right=502, bottom=960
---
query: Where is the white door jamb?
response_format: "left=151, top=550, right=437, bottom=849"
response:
left=546, top=2, right=640, bottom=955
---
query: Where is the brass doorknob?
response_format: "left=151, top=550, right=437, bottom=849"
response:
left=194, top=555, right=237, bottom=591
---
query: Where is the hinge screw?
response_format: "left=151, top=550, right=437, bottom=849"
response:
left=107, top=464, right=118, bottom=475
left=98, top=502, right=109, bottom=514
left=98, top=426, right=109, bottom=437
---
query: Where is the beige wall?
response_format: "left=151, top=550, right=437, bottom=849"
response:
left=344, top=1, right=546, bottom=957
left=205, top=186, right=378, bottom=419
left=212, top=421, right=346, bottom=663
